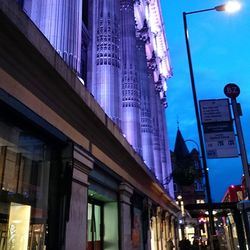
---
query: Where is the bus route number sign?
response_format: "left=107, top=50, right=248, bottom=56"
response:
left=224, top=83, right=240, bottom=99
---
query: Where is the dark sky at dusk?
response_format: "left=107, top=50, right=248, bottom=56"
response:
left=161, top=0, right=250, bottom=201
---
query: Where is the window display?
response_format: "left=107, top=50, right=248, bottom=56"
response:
left=7, top=203, right=31, bottom=250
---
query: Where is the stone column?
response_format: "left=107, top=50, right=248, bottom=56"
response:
left=171, top=215, right=178, bottom=248
left=151, top=215, right=158, bottom=250
left=156, top=206, right=163, bottom=250
left=154, top=76, right=170, bottom=189
left=136, top=33, right=154, bottom=171
left=162, top=218, right=167, bottom=250
left=148, top=65, right=162, bottom=182
left=120, top=0, right=142, bottom=154
left=145, top=199, right=152, bottom=250
left=65, top=145, right=94, bottom=250
left=155, top=74, right=175, bottom=195
left=26, top=0, right=82, bottom=73
left=163, top=211, right=173, bottom=250
left=165, top=213, right=171, bottom=242
left=164, top=212, right=172, bottom=250
left=156, top=85, right=168, bottom=188
left=162, top=108, right=174, bottom=196
left=87, top=0, right=120, bottom=123
left=119, top=182, right=133, bottom=250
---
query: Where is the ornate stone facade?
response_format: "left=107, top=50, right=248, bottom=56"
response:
left=22, top=0, right=174, bottom=194
left=0, top=1, right=180, bottom=249
left=88, top=0, right=121, bottom=123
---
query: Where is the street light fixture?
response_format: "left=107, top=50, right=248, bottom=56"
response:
left=176, top=194, right=186, bottom=239
left=183, top=2, right=241, bottom=249
left=185, top=139, right=200, bottom=154
left=184, top=1, right=242, bottom=15
left=177, top=194, right=183, bottom=200
left=216, top=1, right=242, bottom=12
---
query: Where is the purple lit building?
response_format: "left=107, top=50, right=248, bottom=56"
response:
left=0, top=0, right=178, bottom=249
left=86, top=0, right=173, bottom=186
left=21, top=0, right=173, bottom=193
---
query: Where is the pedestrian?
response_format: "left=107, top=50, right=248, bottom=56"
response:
left=192, top=239, right=199, bottom=250
left=179, top=237, right=191, bottom=250
left=167, top=238, right=175, bottom=249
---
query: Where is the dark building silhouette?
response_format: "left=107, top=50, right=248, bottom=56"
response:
left=171, top=128, right=205, bottom=209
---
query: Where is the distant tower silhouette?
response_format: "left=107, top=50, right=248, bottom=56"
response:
left=172, top=128, right=205, bottom=207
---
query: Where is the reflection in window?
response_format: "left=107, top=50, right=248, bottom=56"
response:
left=0, top=120, right=51, bottom=249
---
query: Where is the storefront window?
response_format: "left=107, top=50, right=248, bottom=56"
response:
left=87, top=203, right=102, bottom=250
left=87, top=196, right=119, bottom=250
left=0, top=120, right=51, bottom=249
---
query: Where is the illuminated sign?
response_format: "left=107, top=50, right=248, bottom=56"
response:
left=7, top=203, right=31, bottom=250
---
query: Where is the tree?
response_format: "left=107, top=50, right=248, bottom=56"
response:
left=172, top=155, right=200, bottom=186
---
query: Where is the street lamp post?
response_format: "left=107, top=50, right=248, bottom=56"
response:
left=182, top=2, right=241, bottom=249
left=185, top=139, right=200, bottom=154
left=183, top=10, right=215, bottom=247
left=177, top=195, right=186, bottom=240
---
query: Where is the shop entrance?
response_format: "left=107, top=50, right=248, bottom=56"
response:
left=87, top=201, right=104, bottom=250
left=87, top=189, right=119, bottom=250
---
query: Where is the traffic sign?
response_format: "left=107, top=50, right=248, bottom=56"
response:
left=224, top=83, right=240, bottom=99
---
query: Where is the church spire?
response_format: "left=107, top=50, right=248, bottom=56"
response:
left=174, top=128, right=189, bottom=158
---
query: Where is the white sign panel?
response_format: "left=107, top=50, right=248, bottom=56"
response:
left=200, top=99, right=231, bottom=123
left=203, top=122, right=238, bottom=159
left=205, top=131, right=238, bottom=158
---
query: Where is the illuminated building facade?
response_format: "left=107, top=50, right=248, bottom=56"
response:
left=0, top=0, right=178, bottom=249
left=86, top=0, right=173, bottom=189
left=21, top=0, right=174, bottom=194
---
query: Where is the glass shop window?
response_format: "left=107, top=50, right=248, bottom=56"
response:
left=0, top=120, right=51, bottom=250
left=87, top=202, right=103, bottom=250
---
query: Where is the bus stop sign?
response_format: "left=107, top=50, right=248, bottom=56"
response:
left=224, top=83, right=240, bottom=99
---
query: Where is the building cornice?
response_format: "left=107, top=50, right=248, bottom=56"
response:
left=134, top=0, right=172, bottom=102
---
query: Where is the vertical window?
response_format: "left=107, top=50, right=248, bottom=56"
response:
left=87, top=202, right=103, bottom=250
